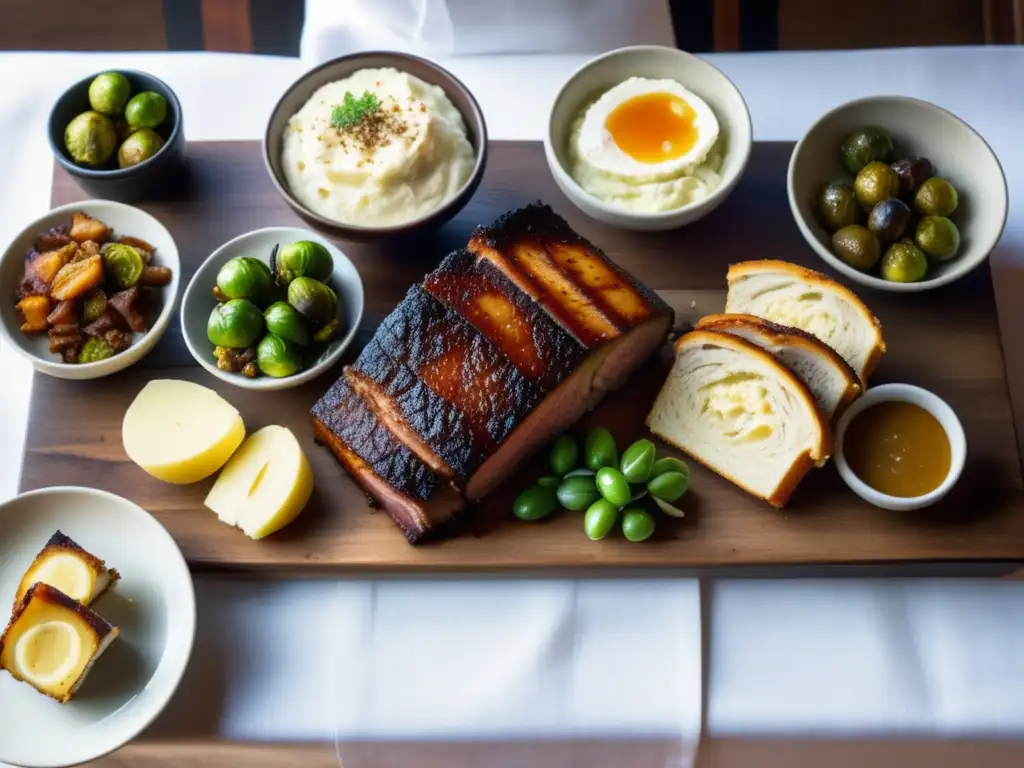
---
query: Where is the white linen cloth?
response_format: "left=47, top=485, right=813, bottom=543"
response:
left=1, top=47, right=1023, bottom=760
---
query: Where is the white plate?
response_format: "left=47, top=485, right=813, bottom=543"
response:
left=0, top=487, right=195, bottom=767
left=179, top=226, right=364, bottom=390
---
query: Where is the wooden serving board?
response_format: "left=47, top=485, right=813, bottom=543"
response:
left=22, top=140, right=1024, bottom=572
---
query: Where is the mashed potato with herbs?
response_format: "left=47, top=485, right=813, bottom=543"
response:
left=282, top=68, right=475, bottom=227
left=568, top=77, right=725, bottom=213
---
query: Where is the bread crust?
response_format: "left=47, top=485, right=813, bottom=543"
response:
left=725, top=260, right=886, bottom=382
left=653, top=329, right=833, bottom=506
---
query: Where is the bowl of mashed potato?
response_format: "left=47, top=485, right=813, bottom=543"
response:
left=545, top=46, right=752, bottom=231
left=265, top=53, right=487, bottom=240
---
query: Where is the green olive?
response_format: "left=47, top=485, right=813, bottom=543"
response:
left=817, top=182, right=858, bottom=231
left=914, top=216, right=960, bottom=261
left=867, top=198, right=911, bottom=242
left=207, top=298, right=264, bottom=348
left=832, top=224, right=881, bottom=271
left=264, top=301, right=310, bottom=346
left=841, top=126, right=894, bottom=175
left=620, top=439, right=656, bottom=484
left=549, top=434, right=579, bottom=476
left=88, top=72, right=131, bottom=115
left=914, top=177, right=959, bottom=217
left=651, top=456, right=689, bottom=479
left=313, top=319, right=342, bottom=344
left=556, top=476, right=601, bottom=511
left=891, top=156, right=934, bottom=199
left=124, top=91, right=168, bottom=131
left=584, top=499, right=620, bottom=541
left=621, top=508, right=656, bottom=543
left=216, top=256, right=274, bottom=304
left=275, top=240, right=334, bottom=285
left=648, top=470, right=689, bottom=503
left=101, top=243, right=144, bottom=288
left=513, top=484, right=558, bottom=521
left=287, top=276, right=339, bottom=327
left=596, top=467, right=631, bottom=507
left=854, top=162, right=901, bottom=211
left=256, top=333, right=303, bottom=378
left=64, top=110, right=117, bottom=167
left=537, top=476, right=560, bottom=488
left=880, top=240, right=928, bottom=283
left=584, top=426, right=618, bottom=471
left=118, top=128, right=164, bottom=168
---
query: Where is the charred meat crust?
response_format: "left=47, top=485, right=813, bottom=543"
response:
left=349, top=336, right=481, bottom=485
left=423, top=249, right=587, bottom=391
left=373, top=286, right=543, bottom=447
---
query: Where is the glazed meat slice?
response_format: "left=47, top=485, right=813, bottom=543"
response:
left=311, top=376, right=461, bottom=542
left=423, top=249, right=587, bottom=392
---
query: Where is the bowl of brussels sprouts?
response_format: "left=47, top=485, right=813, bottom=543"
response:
left=180, top=227, right=364, bottom=390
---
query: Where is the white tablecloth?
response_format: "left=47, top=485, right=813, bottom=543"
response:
left=1, top=47, right=1024, bottom=755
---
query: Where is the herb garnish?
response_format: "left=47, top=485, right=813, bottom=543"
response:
left=330, top=91, right=381, bottom=130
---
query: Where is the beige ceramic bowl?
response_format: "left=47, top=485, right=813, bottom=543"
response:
left=788, top=96, right=1008, bottom=292
left=545, top=45, right=752, bottom=231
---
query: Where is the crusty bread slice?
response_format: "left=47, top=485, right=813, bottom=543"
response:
left=695, top=313, right=861, bottom=421
left=647, top=330, right=832, bottom=507
left=725, top=260, right=885, bottom=384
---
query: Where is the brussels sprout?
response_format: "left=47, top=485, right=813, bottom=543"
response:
left=118, top=128, right=164, bottom=168
left=264, top=301, right=309, bottom=345
left=914, top=177, right=959, bottom=217
left=840, top=126, right=894, bottom=175
left=854, top=162, right=900, bottom=211
left=513, top=484, right=558, bottom=521
left=832, top=224, right=880, bottom=271
left=207, top=298, right=264, bottom=348
left=101, top=243, right=144, bottom=288
left=65, top=111, right=117, bottom=167
left=88, top=72, right=131, bottom=115
left=287, top=276, right=338, bottom=326
left=818, top=182, right=858, bottom=231
left=914, top=216, right=960, bottom=261
left=124, top=91, right=167, bottom=131
left=275, top=240, right=334, bottom=285
left=78, top=336, right=115, bottom=364
left=584, top=499, right=619, bottom=541
left=313, top=319, right=341, bottom=344
left=881, top=241, right=928, bottom=283
left=216, top=256, right=273, bottom=303
left=257, top=333, right=303, bottom=378
left=621, top=508, right=656, bottom=542
left=81, top=289, right=107, bottom=324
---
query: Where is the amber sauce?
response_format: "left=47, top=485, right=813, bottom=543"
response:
left=843, top=401, right=951, bottom=498
left=604, top=93, right=698, bottom=163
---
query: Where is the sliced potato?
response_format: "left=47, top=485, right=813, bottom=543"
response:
left=50, top=255, right=103, bottom=301
left=30, top=243, right=77, bottom=286
left=16, top=295, right=51, bottom=334
left=69, top=213, right=112, bottom=244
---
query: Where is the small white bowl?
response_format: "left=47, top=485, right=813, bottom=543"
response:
left=0, top=486, right=195, bottom=768
left=788, top=96, right=1008, bottom=292
left=834, top=383, right=967, bottom=511
left=0, top=200, right=180, bottom=379
left=544, top=45, right=752, bottom=231
left=180, top=226, right=364, bottom=390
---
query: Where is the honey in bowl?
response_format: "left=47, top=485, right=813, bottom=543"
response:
left=842, top=400, right=951, bottom=498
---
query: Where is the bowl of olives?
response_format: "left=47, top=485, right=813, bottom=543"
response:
left=180, top=227, right=364, bottom=390
left=48, top=70, right=185, bottom=202
left=788, top=96, right=1007, bottom=292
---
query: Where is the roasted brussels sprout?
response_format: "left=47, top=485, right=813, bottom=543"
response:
left=80, top=289, right=107, bottom=324
left=914, top=177, right=959, bottom=217
left=214, top=345, right=258, bottom=377
left=841, top=126, right=894, bottom=175
left=914, top=216, right=960, bottom=261
left=275, top=240, right=334, bottom=285
left=216, top=256, right=274, bottom=303
left=818, top=182, right=858, bottom=231
left=867, top=198, right=911, bottom=242
left=101, top=243, right=144, bottom=289
left=854, top=162, right=900, bottom=212
left=831, top=224, right=881, bottom=271
left=257, top=333, right=303, bottom=378
left=207, top=298, right=264, bottom=348
left=264, top=301, right=309, bottom=345
left=287, top=276, right=338, bottom=326
left=891, top=156, right=933, bottom=199
left=313, top=318, right=342, bottom=344
left=118, top=128, right=164, bottom=168
left=124, top=91, right=167, bottom=131
left=88, top=72, right=131, bottom=115
left=64, top=111, right=117, bottom=167
left=881, top=240, right=929, bottom=283
left=78, top=336, right=115, bottom=363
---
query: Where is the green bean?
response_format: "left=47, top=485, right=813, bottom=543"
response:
left=620, top=439, right=656, bottom=484
left=596, top=466, right=631, bottom=507
left=513, top=484, right=558, bottom=521
left=584, top=499, right=620, bottom=541
left=584, top=426, right=618, bottom=471
left=549, top=434, right=579, bottom=475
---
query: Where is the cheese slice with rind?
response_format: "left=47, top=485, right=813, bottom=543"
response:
left=123, top=379, right=245, bottom=484
left=14, top=531, right=119, bottom=610
left=204, top=425, right=314, bottom=540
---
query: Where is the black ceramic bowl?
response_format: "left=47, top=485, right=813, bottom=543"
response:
left=48, top=70, right=185, bottom=202
left=263, top=52, right=487, bottom=242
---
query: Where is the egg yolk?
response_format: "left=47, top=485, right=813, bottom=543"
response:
left=604, top=92, right=698, bottom=164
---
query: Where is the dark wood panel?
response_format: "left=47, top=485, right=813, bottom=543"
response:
left=0, top=0, right=167, bottom=51
left=28, top=140, right=1024, bottom=572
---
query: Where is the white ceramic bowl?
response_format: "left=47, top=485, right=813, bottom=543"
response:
left=0, top=487, right=195, bottom=768
left=0, top=200, right=181, bottom=379
left=180, top=226, right=364, bottom=390
left=834, top=383, right=967, bottom=511
left=544, top=45, right=752, bottom=231
left=788, top=96, right=1008, bottom=292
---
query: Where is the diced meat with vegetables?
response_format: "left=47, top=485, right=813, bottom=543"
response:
left=69, top=212, right=111, bottom=244
left=104, top=329, right=132, bottom=353
left=83, top=307, right=127, bottom=337
left=60, top=345, right=80, bottom=364
left=48, top=329, right=83, bottom=353
left=36, top=226, right=71, bottom=252
left=46, top=299, right=78, bottom=327
left=137, top=265, right=172, bottom=287
left=15, top=295, right=51, bottom=333
left=78, top=239, right=101, bottom=259
left=108, top=286, right=146, bottom=332
left=50, top=255, right=103, bottom=301
left=22, top=243, right=78, bottom=295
